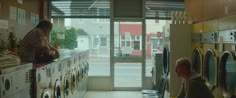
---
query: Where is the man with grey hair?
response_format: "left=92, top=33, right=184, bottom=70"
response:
left=176, top=57, right=214, bottom=98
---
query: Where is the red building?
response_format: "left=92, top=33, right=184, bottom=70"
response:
left=119, top=23, right=163, bottom=56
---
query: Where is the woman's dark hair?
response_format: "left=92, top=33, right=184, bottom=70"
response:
left=36, top=19, right=52, bottom=29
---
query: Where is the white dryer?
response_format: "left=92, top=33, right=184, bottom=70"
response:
left=51, top=61, right=62, bottom=98
left=70, top=64, right=77, bottom=98
left=61, top=58, right=70, bottom=98
left=219, top=51, right=236, bottom=98
left=0, top=63, right=32, bottom=98
left=32, top=63, right=52, bottom=98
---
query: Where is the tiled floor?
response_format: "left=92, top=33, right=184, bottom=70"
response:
left=84, top=91, right=143, bottom=98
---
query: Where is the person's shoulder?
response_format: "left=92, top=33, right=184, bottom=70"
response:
left=189, top=72, right=205, bottom=83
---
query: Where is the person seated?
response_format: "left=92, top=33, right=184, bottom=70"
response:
left=20, top=19, right=59, bottom=64
left=175, top=57, right=214, bottom=98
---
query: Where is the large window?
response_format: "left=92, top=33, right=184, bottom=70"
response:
left=121, top=34, right=141, bottom=50
left=51, top=18, right=110, bottom=76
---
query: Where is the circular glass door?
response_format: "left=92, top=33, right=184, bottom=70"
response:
left=71, top=70, right=76, bottom=94
left=63, top=76, right=69, bottom=98
left=203, top=49, right=217, bottom=90
left=77, top=67, right=80, bottom=83
left=54, top=79, right=61, bottom=98
left=163, top=46, right=169, bottom=75
left=219, top=51, right=236, bottom=98
left=192, top=48, right=202, bottom=74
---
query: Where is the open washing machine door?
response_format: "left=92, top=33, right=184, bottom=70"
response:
left=53, top=79, right=61, bottom=98
left=163, top=46, right=169, bottom=76
left=203, top=49, right=218, bottom=91
left=219, top=51, right=236, bottom=98
left=192, top=48, right=203, bottom=74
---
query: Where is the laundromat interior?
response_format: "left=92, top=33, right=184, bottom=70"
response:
left=0, top=0, right=236, bottom=98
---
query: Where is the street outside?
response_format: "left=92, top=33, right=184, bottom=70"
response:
left=88, top=56, right=154, bottom=87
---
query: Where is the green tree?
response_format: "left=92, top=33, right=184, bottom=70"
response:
left=63, top=27, right=78, bottom=49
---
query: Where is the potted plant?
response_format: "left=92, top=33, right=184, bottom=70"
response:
left=8, top=27, right=17, bottom=53
left=0, top=40, right=6, bottom=52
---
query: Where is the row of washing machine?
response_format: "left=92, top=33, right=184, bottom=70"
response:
left=191, top=47, right=236, bottom=98
left=190, top=30, right=236, bottom=98
left=152, top=30, right=236, bottom=98
left=0, top=50, right=89, bottom=98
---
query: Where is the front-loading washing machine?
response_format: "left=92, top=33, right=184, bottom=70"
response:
left=70, top=63, right=77, bottom=98
left=51, top=61, right=62, bottom=98
left=76, top=60, right=82, bottom=98
left=219, top=51, right=236, bottom=98
left=0, top=63, right=32, bottom=98
left=32, top=63, right=52, bottom=98
left=72, top=55, right=80, bottom=98
left=192, top=47, right=204, bottom=75
left=61, top=58, right=70, bottom=98
left=203, top=48, right=218, bottom=91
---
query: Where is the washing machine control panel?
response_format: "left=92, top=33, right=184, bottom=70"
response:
left=202, top=32, right=218, bottom=43
left=219, top=30, right=236, bottom=43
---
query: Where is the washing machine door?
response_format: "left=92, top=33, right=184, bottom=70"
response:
left=77, top=67, right=80, bottom=82
left=41, top=89, right=51, bottom=98
left=192, top=48, right=203, bottom=74
left=219, top=51, right=236, bottom=98
left=71, top=70, right=76, bottom=94
left=54, top=79, right=61, bottom=98
left=203, top=49, right=218, bottom=90
left=63, top=75, right=69, bottom=98
left=163, top=46, right=169, bottom=76
left=85, top=60, right=89, bottom=74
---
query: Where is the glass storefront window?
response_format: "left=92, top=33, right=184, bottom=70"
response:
left=51, top=18, right=110, bottom=76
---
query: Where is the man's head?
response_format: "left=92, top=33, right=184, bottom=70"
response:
left=175, top=57, right=192, bottom=78
left=36, top=19, right=53, bottom=36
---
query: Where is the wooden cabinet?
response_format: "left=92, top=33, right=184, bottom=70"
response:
left=203, top=0, right=223, bottom=20
left=185, top=0, right=224, bottom=22
left=225, top=0, right=236, bottom=15
left=187, top=0, right=204, bottom=23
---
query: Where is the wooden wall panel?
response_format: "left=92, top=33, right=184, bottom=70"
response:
left=0, top=0, right=46, bottom=45
left=203, top=20, right=219, bottom=32
left=219, top=15, right=236, bottom=31
left=227, top=0, right=236, bottom=15
left=189, top=0, right=203, bottom=23
left=193, top=23, right=203, bottom=33
left=203, top=0, right=223, bottom=20
left=185, top=0, right=192, bottom=19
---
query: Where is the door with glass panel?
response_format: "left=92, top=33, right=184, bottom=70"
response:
left=110, top=20, right=145, bottom=90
